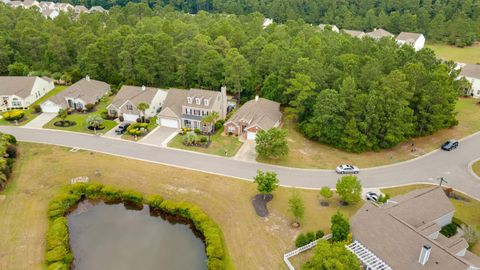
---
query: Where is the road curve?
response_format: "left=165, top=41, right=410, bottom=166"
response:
left=1, top=126, right=480, bottom=198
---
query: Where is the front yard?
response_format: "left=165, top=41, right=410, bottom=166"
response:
left=0, top=86, right=67, bottom=126
left=258, top=98, right=480, bottom=169
left=121, top=117, right=158, bottom=141
left=381, top=184, right=480, bottom=256
left=168, top=127, right=243, bottom=157
left=0, top=142, right=362, bottom=269
left=43, top=96, right=117, bottom=134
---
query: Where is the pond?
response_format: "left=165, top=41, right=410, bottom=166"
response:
left=67, top=200, right=207, bottom=270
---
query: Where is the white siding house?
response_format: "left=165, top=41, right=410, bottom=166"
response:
left=396, top=32, right=426, bottom=51
left=458, top=64, right=480, bottom=98
left=0, top=76, right=55, bottom=111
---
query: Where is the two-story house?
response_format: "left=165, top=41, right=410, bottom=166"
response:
left=157, top=87, right=227, bottom=131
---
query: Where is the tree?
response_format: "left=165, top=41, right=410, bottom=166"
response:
left=136, top=102, right=150, bottom=122
left=461, top=224, right=479, bottom=247
left=253, top=170, right=279, bottom=200
left=8, top=62, right=29, bottom=76
left=288, top=189, right=305, bottom=225
left=209, top=111, right=220, bottom=131
left=57, top=109, right=68, bottom=123
left=336, top=175, right=362, bottom=205
left=330, top=211, right=350, bottom=242
left=86, top=114, right=104, bottom=134
left=319, top=186, right=333, bottom=206
left=224, top=48, right=250, bottom=100
left=302, top=240, right=360, bottom=270
left=255, top=128, right=288, bottom=159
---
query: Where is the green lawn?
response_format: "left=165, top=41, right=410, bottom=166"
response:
left=0, top=86, right=67, bottom=126
left=381, top=184, right=480, bottom=255
left=168, top=127, right=243, bottom=157
left=121, top=116, right=158, bottom=141
left=473, top=160, right=480, bottom=177
left=427, top=43, right=480, bottom=64
left=43, top=96, right=117, bottom=134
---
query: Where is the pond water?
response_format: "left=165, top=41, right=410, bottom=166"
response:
left=67, top=200, right=207, bottom=270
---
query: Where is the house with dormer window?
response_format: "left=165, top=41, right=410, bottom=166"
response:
left=157, top=87, right=227, bottom=131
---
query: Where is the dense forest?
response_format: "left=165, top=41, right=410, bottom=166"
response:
left=36, top=0, right=480, bottom=46
left=0, top=4, right=464, bottom=152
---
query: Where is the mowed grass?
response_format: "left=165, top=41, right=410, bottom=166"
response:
left=168, top=127, right=243, bottom=157
left=0, top=143, right=362, bottom=270
left=427, top=43, right=480, bottom=64
left=381, top=184, right=480, bottom=255
left=43, top=96, right=117, bottom=134
left=473, top=160, right=480, bottom=177
left=259, top=98, right=480, bottom=169
left=0, top=86, right=67, bottom=126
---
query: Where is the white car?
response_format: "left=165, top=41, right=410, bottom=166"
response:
left=366, top=192, right=379, bottom=202
left=335, top=164, right=359, bottom=174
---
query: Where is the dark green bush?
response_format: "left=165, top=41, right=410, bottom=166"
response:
left=47, top=262, right=68, bottom=270
left=33, top=104, right=42, bottom=113
left=194, top=128, right=201, bottom=134
left=315, top=230, right=325, bottom=239
left=2, top=134, right=17, bottom=144
left=121, top=190, right=144, bottom=205
left=6, top=144, right=17, bottom=158
left=295, top=233, right=308, bottom=248
left=84, top=103, right=95, bottom=112
left=441, top=223, right=458, bottom=237
left=215, top=121, right=223, bottom=131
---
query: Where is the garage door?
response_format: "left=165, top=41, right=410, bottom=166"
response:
left=40, top=102, right=60, bottom=113
left=247, top=131, right=256, bottom=140
left=160, top=118, right=179, bottom=128
left=123, top=114, right=138, bottom=122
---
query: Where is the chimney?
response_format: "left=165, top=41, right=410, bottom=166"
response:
left=255, top=95, right=259, bottom=102
left=86, top=75, right=90, bottom=81
left=220, top=86, right=227, bottom=119
left=141, top=85, right=146, bottom=91
left=418, top=245, right=431, bottom=265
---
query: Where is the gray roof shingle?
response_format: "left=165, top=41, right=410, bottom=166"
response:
left=0, top=76, right=52, bottom=99
left=48, top=77, right=109, bottom=105
left=226, top=97, right=282, bottom=130
left=460, top=64, right=480, bottom=79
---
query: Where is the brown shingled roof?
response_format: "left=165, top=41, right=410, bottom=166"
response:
left=460, top=64, right=480, bottom=79
left=226, top=97, right=282, bottom=130
left=48, top=77, right=109, bottom=105
left=111, top=85, right=160, bottom=109
left=0, top=76, right=52, bottom=99
left=366, top=28, right=394, bottom=39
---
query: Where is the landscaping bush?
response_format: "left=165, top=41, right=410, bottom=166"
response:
left=194, top=128, right=201, bottom=134
left=84, top=103, right=95, bottom=112
left=127, top=122, right=149, bottom=136
left=0, top=133, right=16, bottom=190
left=6, top=144, right=17, bottom=158
left=215, top=120, right=223, bottom=131
left=200, top=136, right=208, bottom=143
left=33, top=104, right=42, bottom=113
left=183, top=132, right=198, bottom=146
left=2, top=133, right=16, bottom=144
left=440, top=223, right=458, bottom=237
left=295, top=233, right=309, bottom=248
left=145, top=118, right=150, bottom=124
left=315, top=230, right=325, bottom=239
left=3, top=110, right=25, bottom=121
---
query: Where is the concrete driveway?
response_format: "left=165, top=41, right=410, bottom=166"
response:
left=23, top=113, right=57, bottom=128
left=139, top=126, right=178, bottom=147
left=102, top=123, right=122, bottom=139
left=234, top=140, right=257, bottom=162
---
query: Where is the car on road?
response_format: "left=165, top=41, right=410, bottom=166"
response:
left=366, top=192, right=379, bottom=202
left=335, top=164, right=359, bottom=174
left=441, top=140, right=459, bottom=151
left=115, top=123, right=130, bottom=135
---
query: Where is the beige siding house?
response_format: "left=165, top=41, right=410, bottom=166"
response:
left=0, top=76, right=55, bottom=111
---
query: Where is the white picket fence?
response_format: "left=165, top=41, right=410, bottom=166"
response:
left=283, top=234, right=332, bottom=270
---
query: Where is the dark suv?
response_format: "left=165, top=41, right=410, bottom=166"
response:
left=115, top=123, right=130, bottom=134
left=441, top=140, right=459, bottom=151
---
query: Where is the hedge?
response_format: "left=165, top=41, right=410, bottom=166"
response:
left=2, top=110, right=24, bottom=121
left=45, top=183, right=229, bottom=270
left=0, top=133, right=17, bottom=191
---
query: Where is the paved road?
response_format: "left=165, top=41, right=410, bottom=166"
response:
left=1, top=126, right=480, bottom=198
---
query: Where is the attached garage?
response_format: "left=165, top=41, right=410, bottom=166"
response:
left=123, top=113, right=138, bottom=122
left=40, top=100, right=61, bottom=113
left=247, top=131, right=257, bottom=140
left=160, top=118, right=179, bottom=128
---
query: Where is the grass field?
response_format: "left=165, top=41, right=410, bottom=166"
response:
left=427, top=43, right=480, bottom=64
left=0, top=86, right=67, bottom=126
left=43, top=96, right=117, bottom=134
left=0, top=143, right=362, bottom=270
left=168, top=127, right=243, bottom=157
left=473, top=160, right=480, bottom=177
left=381, top=184, right=480, bottom=256
left=259, top=98, right=480, bottom=169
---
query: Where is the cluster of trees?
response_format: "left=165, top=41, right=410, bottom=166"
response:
left=0, top=4, right=464, bottom=152
left=38, top=0, right=480, bottom=46
left=0, top=133, right=17, bottom=191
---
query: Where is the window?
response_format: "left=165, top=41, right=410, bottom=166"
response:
left=126, top=104, right=133, bottom=110
left=187, top=97, right=192, bottom=104
left=228, top=126, right=235, bottom=133
left=11, top=98, right=21, bottom=107
left=204, top=99, right=209, bottom=106
left=196, top=98, right=201, bottom=105
left=194, top=110, right=200, bottom=116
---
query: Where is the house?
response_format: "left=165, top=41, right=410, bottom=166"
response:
left=7, top=1, right=23, bottom=8
left=224, top=96, right=282, bottom=140
left=262, top=18, right=273, bottom=29
left=342, top=29, right=366, bottom=39
left=396, top=32, right=426, bottom=51
left=459, top=64, right=480, bottom=98
left=74, top=5, right=88, bottom=14
left=41, top=8, right=59, bottom=19
left=106, top=85, right=167, bottom=122
left=40, top=76, right=109, bottom=113
left=349, top=187, right=480, bottom=270
left=319, top=24, right=339, bottom=33
left=89, top=5, right=106, bottom=13
left=0, top=76, right=54, bottom=111
left=54, top=2, right=73, bottom=12
left=157, top=87, right=227, bottom=131
left=366, top=28, right=394, bottom=40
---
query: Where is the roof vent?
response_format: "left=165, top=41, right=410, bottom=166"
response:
left=419, top=245, right=431, bottom=265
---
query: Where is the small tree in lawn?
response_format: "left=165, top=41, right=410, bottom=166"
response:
left=137, top=102, right=150, bottom=122
left=253, top=170, right=279, bottom=200
left=288, top=189, right=305, bottom=226
left=86, top=114, right=104, bottom=134
left=210, top=111, right=220, bottom=131
left=201, top=114, right=214, bottom=134
left=319, top=186, right=333, bottom=206
left=57, top=108, right=68, bottom=124
left=331, top=211, right=350, bottom=242
left=336, top=175, right=362, bottom=205
left=255, top=128, right=288, bottom=159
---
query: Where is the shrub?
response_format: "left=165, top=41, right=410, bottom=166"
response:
left=145, top=118, right=151, bottom=124
left=6, top=144, right=17, bottom=158
left=331, top=211, right=350, bottom=242
left=183, top=132, right=198, bottom=145
left=33, top=104, right=42, bottom=113
left=118, top=115, right=124, bottom=122
left=200, top=136, right=208, bottom=143
left=3, top=110, right=25, bottom=121
left=2, top=134, right=17, bottom=144
left=440, top=223, right=458, bottom=237
left=194, top=128, right=201, bottom=134
left=315, top=230, right=325, bottom=239
left=121, top=190, right=144, bottom=205
left=100, top=185, right=122, bottom=202
left=305, top=231, right=316, bottom=243
left=295, top=233, right=309, bottom=248
left=47, top=262, right=68, bottom=270
left=215, top=121, right=223, bottom=131
left=84, top=103, right=95, bottom=112
left=146, top=194, right=164, bottom=208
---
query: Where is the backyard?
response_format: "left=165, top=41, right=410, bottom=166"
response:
left=427, top=43, right=480, bottom=64
left=0, top=142, right=362, bottom=270
left=42, top=96, right=117, bottom=134
left=168, top=127, right=243, bottom=157
left=381, top=184, right=480, bottom=256
left=258, top=98, right=480, bottom=169
left=0, top=86, right=67, bottom=126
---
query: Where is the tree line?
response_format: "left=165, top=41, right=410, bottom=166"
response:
left=30, top=0, right=480, bottom=46
left=0, top=4, right=464, bottom=152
